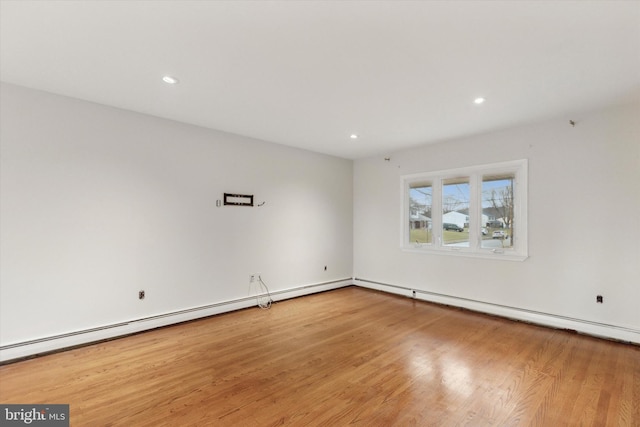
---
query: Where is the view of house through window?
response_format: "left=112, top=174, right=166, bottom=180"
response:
left=442, top=178, right=470, bottom=247
left=402, top=159, right=527, bottom=260
left=481, top=174, right=515, bottom=249
left=409, top=183, right=432, bottom=244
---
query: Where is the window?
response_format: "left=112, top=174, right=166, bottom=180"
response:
left=442, top=177, right=470, bottom=247
left=482, top=174, right=515, bottom=250
left=402, top=160, right=527, bottom=261
left=409, top=183, right=432, bottom=244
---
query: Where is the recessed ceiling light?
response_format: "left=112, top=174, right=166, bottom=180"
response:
left=474, top=97, right=485, bottom=104
left=162, top=75, right=179, bottom=84
left=350, top=134, right=358, bottom=139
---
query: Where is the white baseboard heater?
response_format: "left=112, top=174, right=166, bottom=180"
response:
left=353, top=277, right=640, bottom=345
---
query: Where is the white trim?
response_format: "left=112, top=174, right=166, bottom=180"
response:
left=354, top=278, right=640, bottom=345
left=4, top=278, right=637, bottom=362
left=0, top=279, right=351, bottom=363
left=401, top=246, right=528, bottom=261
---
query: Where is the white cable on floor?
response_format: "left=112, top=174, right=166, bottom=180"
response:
left=256, top=275, right=273, bottom=310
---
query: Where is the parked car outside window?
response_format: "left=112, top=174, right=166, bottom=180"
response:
left=443, top=223, right=464, bottom=232
left=492, top=230, right=506, bottom=239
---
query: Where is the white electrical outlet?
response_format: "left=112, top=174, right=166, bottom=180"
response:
left=249, top=273, right=261, bottom=283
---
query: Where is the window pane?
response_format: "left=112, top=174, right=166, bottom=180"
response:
left=442, top=178, right=469, bottom=247
left=481, top=174, right=514, bottom=249
left=409, top=184, right=432, bottom=244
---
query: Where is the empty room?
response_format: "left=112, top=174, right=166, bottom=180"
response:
left=1, top=1, right=638, bottom=426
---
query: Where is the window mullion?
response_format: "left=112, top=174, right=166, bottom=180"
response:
left=433, top=179, right=443, bottom=248
left=469, top=174, right=479, bottom=251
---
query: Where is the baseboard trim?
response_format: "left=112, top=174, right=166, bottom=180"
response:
left=6, top=277, right=634, bottom=363
left=0, top=278, right=352, bottom=363
left=353, top=278, right=640, bottom=345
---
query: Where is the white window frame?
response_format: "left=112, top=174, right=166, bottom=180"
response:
left=401, top=159, right=528, bottom=261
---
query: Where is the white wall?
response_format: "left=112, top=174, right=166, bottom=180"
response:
left=0, top=83, right=353, bottom=358
left=354, top=102, right=640, bottom=342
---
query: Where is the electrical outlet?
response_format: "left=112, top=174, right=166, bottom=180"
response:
left=249, top=273, right=261, bottom=283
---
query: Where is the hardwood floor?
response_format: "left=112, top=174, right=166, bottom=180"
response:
left=1, top=286, right=638, bottom=426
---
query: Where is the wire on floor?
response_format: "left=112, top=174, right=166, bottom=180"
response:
left=256, top=275, right=273, bottom=310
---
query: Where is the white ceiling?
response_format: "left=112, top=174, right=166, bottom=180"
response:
left=1, top=1, right=639, bottom=159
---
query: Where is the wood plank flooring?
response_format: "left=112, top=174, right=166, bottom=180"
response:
left=1, top=286, right=638, bottom=426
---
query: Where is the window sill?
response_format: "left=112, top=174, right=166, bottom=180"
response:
left=401, top=246, right=528, bottom=262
